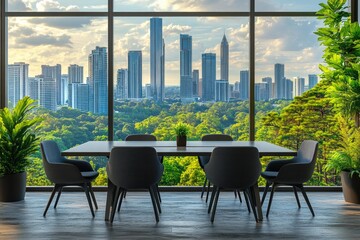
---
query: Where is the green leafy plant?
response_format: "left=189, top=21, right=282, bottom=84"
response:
left=315, top=0, right=360, bottom=126
left=325, top=116, right=360, bottom=177
left=173, top=122, right=191, bottom=137
left=0, top=97, right=42, bottom=177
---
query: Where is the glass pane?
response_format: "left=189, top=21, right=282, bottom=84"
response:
left=6, top=0, right=107, bottom=12
left=114, top=17, right=249, bottom=186
left=254, top=17, right=339, bottom=186
left=256, top=0, right=327, bottom=12
left=114, top=0, right=249, bottom=12
left=7, top=17, right=108, bottom=185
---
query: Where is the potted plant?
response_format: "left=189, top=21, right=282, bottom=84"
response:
left=316, top=0, right=360, bottom=203
left=173, top=122, right=190, bottom=147
left=0, top=97, right=41, bottom=202
left=325, top=116, right=360, bottom=203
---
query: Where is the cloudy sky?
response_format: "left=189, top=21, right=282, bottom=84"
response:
left=7, top=0, right=326, bottom=85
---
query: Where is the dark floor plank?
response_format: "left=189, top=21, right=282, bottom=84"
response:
left=0, top=191, right=360, bottom=239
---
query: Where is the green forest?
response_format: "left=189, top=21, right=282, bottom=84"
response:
left=27, top=80, right=344, bottom=187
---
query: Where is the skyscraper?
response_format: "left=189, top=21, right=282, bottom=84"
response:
left=88, top=46, right=108, bottom=114
left=262, top=77, right=273, bottom=99
left=68, top=64, right=83, bottom=107
left=70, top=83, right=89, bottom=112
left=274, top=63, right=285, bottom=99
left=239, top=70, right=249, bottom=100
left=150, top=17, right=165, bottom=101
left=128, top=51, right=142, bottom=99
left=293, top=77, right=305, bottom=97
left=308, top=74, right=318, bottom=89
left=215, top=80, right=229, bottom=102
left=220, top=34, right=229, bottom=82
left=41, top=64, right=61, bottom=105
left=180, top=34, right=193, bottom=101
left=192, top=69, right=199, bottom=97
left=28, top=75, right=56, bottom=111
left=116, top=68, right=128, bottom=99
left=201, top=53, right=216, bottom=101
left=7, top=62, right=28, bottom=107
left=61, top=74, right=68, bottom=105
left=285, top=78, right=293, bottom=100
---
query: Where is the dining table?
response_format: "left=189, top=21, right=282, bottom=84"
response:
left=62, top=140, right=296, bottom=222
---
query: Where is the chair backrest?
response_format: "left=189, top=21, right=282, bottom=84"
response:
left=107, top=147, right=163, bottom=189
left=204, top=147, right=261, bottom=189
left=202, top=134, right=233, bottom=141
left=125, top=134, right=157, bottom=141
left=40, top=140, right=66, bottom=164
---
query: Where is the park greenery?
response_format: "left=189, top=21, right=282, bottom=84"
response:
left=25, top=79, right=343, bottom=186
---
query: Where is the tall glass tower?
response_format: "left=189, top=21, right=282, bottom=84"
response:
left=275, top=63, right=285, bottom=99
left=180, top=34, right=193, bottom=100
left=150, top=17, right=165, bottom=101
left=128, top=51, right=142, bottom=99
left=88, top=46, right=108, bottom=115
left=41, top=64, right=61, bottom=105
left=220, top=34, right=229, bottom=81
left=7, top=62, right=28, bottom=107
left=201, top=53, right=216, bottom=101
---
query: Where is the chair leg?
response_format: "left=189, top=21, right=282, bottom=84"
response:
left=201, top=177, right=207, bottom=198
left=153, top=185, right=162, bottom=214
left=261, top=181, right=270, bottom=206
left=53, top=186, right=63, bottom=209
left=84, top=184, right=95, bottom=218
left=88, top=183, right=98, bottom=210
left=149, top=187, right=160, bottom=222
left=246, top=189, right=258, bottom=223
left=266, top=183, right=276, bottom=217
left=116, top=188, right=123, bottom=212
left=205, top=181, right=211, bottom=203
left=210, top=187, right=220, bottom=223
left=156, top=184, right=162, bottom=203
left=299, top=185, right=315, bottom=217
left=234, top=190, right=242, bottom=203
left=293, top=186, right=301, bottom=209
left=243, top=190, right=251, bottom=213
left=208, top=185, right=217, bottom=214
left=43, top=184, right=60, bottom=217
left=110, top=187, right=121, bottom=223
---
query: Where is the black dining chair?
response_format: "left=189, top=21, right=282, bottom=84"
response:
left=40, top=140, right=99, bottom=217
left=261, top=140, right=319, bottom=217
left=204, top=146, right=262, bottom=223
left=106, top=146, right=164, bottom=223
left=198, top=134, right=236, bottom=202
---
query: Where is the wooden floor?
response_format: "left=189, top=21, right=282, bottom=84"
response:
left=0, top=191, right=359, bottom=239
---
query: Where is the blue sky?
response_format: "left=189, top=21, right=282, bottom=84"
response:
left=7, top=0, right=327, bottom=85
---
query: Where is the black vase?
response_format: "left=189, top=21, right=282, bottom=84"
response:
left=341, top=171, right=360, bottom=204
left=177, top=136, right=187, bottom=147
left=0, top=172, right=27, bottom=202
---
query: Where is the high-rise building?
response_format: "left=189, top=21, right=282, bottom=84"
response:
left=61, top=74, right=68, bottom=105
left=255, top=82, right=270, bottom=101
left=70, top=83, right=89, bottom=112
left=262, top=77, right=272, bottom=99
left=41, top=64, right=61, bottom=105
left=192, top=69, right=199, bottom=97
left=201, top=53, right=216, bottom=101
left=220, top=34, right=229, bottom=82
left=308, top=74, right=318, bottom=90
left=274, top=63, right=285, bottom=99
left=128, top=51, right=142, bottom=99
left=88, top=46, right=108, bottom=114
left=145, top=84, right=152, bottom=99
left=68, top=64, right=84, bottom=107
left=7, top=62, right=28, bottom=107
left=116, top=69, right=128, bottom=99
left=180, top=34, right=193, bottom=101
left=215, top=80, right=229, bottom=102
left=239, top=70, right=249, bottom=100
left=285, top=78, right=293, bottom=100
left=293, top=77, right=305, bottom=97
left=28, top=75, right=56, bottom=111
left=150, top=17, right=165, bottom=101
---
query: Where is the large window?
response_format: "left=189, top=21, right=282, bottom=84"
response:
left=1, top=0, right=356, bottom=187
